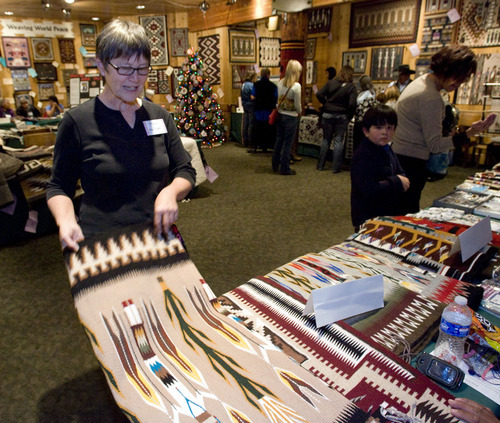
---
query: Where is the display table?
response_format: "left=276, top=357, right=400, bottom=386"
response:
left=230, top=112, right=243, bottom=144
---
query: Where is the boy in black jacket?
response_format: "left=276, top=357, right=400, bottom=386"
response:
left=350, top=104, right=410, bottom=230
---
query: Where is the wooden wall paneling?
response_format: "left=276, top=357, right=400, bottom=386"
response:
left=188, top=0, right=273, bottom=32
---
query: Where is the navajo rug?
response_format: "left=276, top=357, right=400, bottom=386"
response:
left=57, top=38, right=76, bottom=63
left=170, top=28, right=189, bottom=57
left=259, top=37, right=281, bottom=68
left=65, top=223, right=376, bottom=422
left=140, top=16, right=169, bottom=66
left=219, top=276, right=459, bottom=422
left=198, top=35, right=220, bottom=85
left=353, top=217, right=496, bottom=283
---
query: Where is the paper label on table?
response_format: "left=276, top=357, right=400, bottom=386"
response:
left=303, top=275, right=384, bottom=327
left=450, top=217, right=492, bottom=262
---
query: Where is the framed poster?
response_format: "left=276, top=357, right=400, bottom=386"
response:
left=80, top=23, right=97, bottom=47
left=31, top=38, right=54, bottom=61
left=34, top=63, right=58, bottom=81
left=2, top=37, right=31, bottom=68
left=349, top=0, right=421, bottom=47
left=305, top=39, right=316, bottom=60
left=342, top=50, right=368, bottom=74
left=38, top=83, right=55, bottom=101
left=229, top=29, right=256, bottom=63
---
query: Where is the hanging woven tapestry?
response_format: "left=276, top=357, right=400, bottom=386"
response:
left=425, top=0, right=458, bottom=13
left=458, top=0, right=500, bottom=47
left=147, top=68, right=159, bottom=94
left=2, top=37, right=31, bottom=68
left=305, top=38, right=316, bottom=60
left=232, top=64, right=255, bottom=89
left=307, top=7, right=332, bottom=34
left=198, top=34, right=220, bottom=85
left=259, top=37, right=280, bottom=67
left=370, top=46, right=404, bottom=81
left=31, top=37, right=54, bottom=61
left=306, top=60, right=317, bottom=85
left=140, top=16, right=169, bottom=66
left=228, top=29, right=256, bottom=63
left=349, top=0, right=422, bottom=47
left=11, top=69, right=31, bottom=92
left=34, top=63, right=58, bottom=81
left=156, top=69, right=171, bottom=94
left=342, top=50, right=368, bottom=74
left=58, top=38, right=76, bottom=63
left=61, top=68, right=77, bottom=88
left=170, top=27, right=189, bottom=56
left=421, top=13, right=457, bottom=56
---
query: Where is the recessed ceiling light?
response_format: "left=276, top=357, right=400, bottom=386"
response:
left=91, top=17, right=99, bottom=21
left=136, top=5, right=145, bottom=9
left=64, top=0, right=74, bottom=3
left=4, top=11, right=14, bottom=15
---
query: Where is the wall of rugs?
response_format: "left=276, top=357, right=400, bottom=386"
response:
left=1, top=0, right=500, bottom=126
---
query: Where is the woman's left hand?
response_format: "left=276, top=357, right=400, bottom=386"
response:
left=154, top=186, right=179, bottom=237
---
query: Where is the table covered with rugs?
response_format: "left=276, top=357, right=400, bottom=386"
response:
left=60, top=166, right=500, bottom=421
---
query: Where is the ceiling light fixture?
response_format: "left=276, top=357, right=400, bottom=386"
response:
left=91, top=17, right=100, bottom=21
left=64, top=0, right=74, bottom=4
left=136, top=5, right=145, bottom=9
left=62, top=7, right=71, bottom=18
left=4, top=11, right=14, bottom=15
left=41, top=0, right=51, bottom=10
left=198, top=0, right=210, bottom=14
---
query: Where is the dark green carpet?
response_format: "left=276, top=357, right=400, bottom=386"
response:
left=0, top=141, right=475, bottom=422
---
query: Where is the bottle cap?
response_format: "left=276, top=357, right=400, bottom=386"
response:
left=455, top=296, right=467, bottom=306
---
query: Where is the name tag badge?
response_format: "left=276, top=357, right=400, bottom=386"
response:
left=143, top=119, right=168, bottom=136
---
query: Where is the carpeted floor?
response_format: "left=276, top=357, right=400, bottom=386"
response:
left=0, top=141, right=475, bottom=422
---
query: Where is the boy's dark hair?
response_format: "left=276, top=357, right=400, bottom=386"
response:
left=362, top=104, right=398, bottom=130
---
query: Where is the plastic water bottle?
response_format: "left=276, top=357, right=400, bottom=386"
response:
left=434, top=296, right=472, bottom=365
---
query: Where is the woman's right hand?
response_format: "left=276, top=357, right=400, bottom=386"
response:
left=59, top=221, right=84, bottom=252
left=449, top=398, right=500, bottom=423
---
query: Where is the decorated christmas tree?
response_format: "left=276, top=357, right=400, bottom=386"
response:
left=174, top=49, right=225, bottom=148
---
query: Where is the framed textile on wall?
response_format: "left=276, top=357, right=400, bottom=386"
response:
left=349, top=0, right=421, bottom=47
left=458, top=0, right=500, bottom=47
left=305, top=39, right=316, bottom=60
left=156, top=69, right=171, bottom=94
left=421, top=14, right=457, bottom=56
left=307, top=8, right=332, bottom=34
left=170, top=28, right=189, bottom=56
left=2, top=37, right=31, bottom=68
left=38, top=83, right=55, bottom=101
left=80, top=23, right=97, bottom=47
left=259, top=37, right=280, bottom=67
left=229, top=29, right=256, bottom=63
left=34, top=63, right=58, bottom=81
left=61, top=68, right=77, bottom=88
left=58, top=39, right=76, bottom=63
left=342, top=50, right=368, bottom=74
left=31, top=38, right=54, bottom=61
left=11, top=69, right=31, bottom=91
left=232, top=64, right=255, bottom=89
left=306, top=61, right=317, bottom=85
left=425, top=0, right=458, bottom=13
left=370, top=46, right=404, bottom=81
left=198, top=34, right=221, bottom=85
left=140, top=16, right=169, bottom=66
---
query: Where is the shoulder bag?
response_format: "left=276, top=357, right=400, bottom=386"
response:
left=269, top=86, right=292, bottom=125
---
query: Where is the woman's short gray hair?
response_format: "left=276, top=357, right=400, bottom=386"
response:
left=96, top=19, right=151, bottom=66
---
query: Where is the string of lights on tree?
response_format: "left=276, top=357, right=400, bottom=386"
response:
left=174, top=48, right=225, bottom=148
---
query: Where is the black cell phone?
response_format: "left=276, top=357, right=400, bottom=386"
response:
left=416, top=352, right=465, bottom=390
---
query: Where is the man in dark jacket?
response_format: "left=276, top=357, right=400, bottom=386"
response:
left=250, top=68, right=277, bottom=152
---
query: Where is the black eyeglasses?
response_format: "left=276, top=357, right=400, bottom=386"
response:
left=108, top=62, right=152, bottom=76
